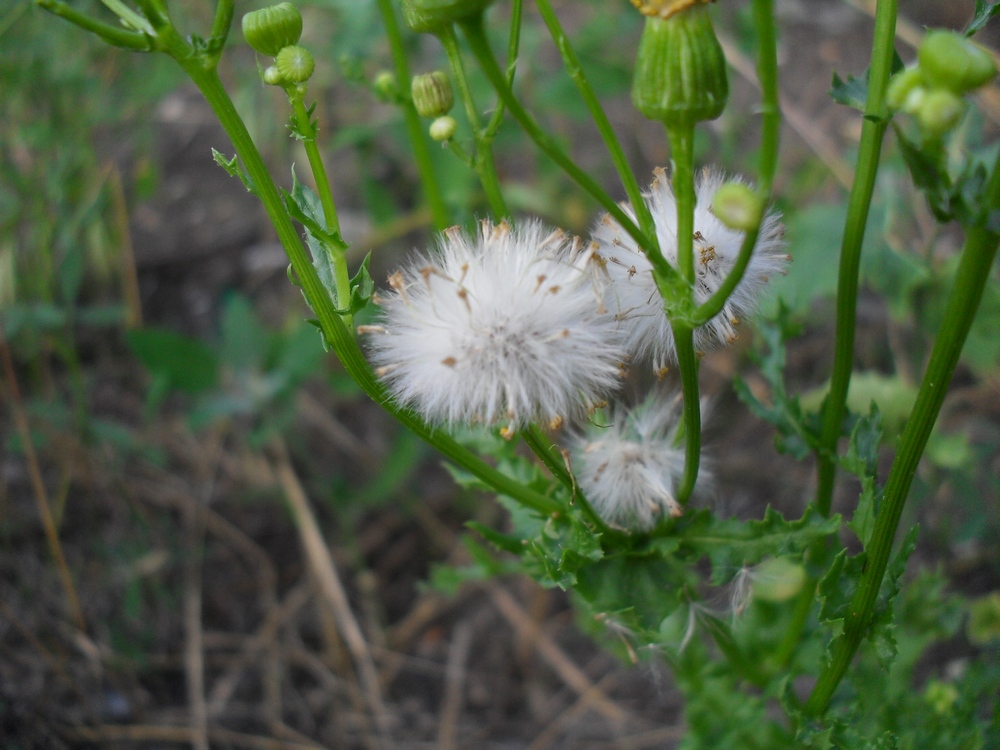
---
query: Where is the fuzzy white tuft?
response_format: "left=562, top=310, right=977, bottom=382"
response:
left=572, top=393, right=696, bottom=530
left=365, top=219, right=625, bottom=430
left=592, top=168, right=787, bottom=373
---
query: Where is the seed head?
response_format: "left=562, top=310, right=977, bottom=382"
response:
left=365, top=220, right=625, bottom=431
left=593, top=168, right=787, bottom=371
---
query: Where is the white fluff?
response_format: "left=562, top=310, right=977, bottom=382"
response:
left=592, top=168, right=787, bottom=373
left=572, top=394, right=691, bottom=531
left=364, top=219, right=625, bottom=431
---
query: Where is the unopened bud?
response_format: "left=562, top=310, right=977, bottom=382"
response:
left=401, top=0, right=495, bottom=34
left=242, top=2, right=303, bottom=57
left=632, top=6, right=728, bottom=127
left=886, top=67, right=925, bottom=112
left=373, top=70, right=398, bottom=102
left=751, top=558, right=806, bottom=603
left=412, top=71, right=454, bottom=118
left=429, top=115, right=457, bottom=142
left=711, top=182, right=762, bottom=232
left=275, top=45, right=315, bottom=84
left=262, top=65, right=284, bottom=86
left=919, top=30, right=997, bottom=95
left=916, top=88, right=964, bottom=138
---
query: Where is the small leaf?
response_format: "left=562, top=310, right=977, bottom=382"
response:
left=829, top=53, right=904, bottom=114
left=347, top=252, right=375, bottom=315
left=211, top=149, right=257, bottom=194
left=127, top=328, right=219, bottom=394
left=967, top=0, right=1000, bottom=35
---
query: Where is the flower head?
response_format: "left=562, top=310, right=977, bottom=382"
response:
left=593, top=168, right=787, bottom=373
left=364, top=220, right=624, bottom=431
left=572, top=392, right=697, bottom=530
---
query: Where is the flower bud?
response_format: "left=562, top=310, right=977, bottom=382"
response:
left=262, top=65, right=284, bottom=86
left=411, top=71, right=454, bottom=118
left=401, top=0, right=495, bottom=34
left=631, top=6, right=729, bottom=127
left=275, top=45, right=315, bottom=84
left=711, top=181, right=762, bottom=231
left=373, top=70, right=398, bottom=102
left=916, top=88, right=965, bottom=138
left=429, top=115, right=458, bottom=142
left=242, top=2, right=303, bottom=57
left=751, top=558, right=806, bottom=603
left=885, top=67, right=925, bottom=112
left=918, top=30, right=997, bottom=94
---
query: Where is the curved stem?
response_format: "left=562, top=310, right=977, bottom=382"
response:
left=533, top=0, right=659, bottom=259
left=375, top=0, right=451, bottom=231
left=804, top=152, right=1000, bottom=716
left=36, top=0, right=151, bottom=49
left=694, top=0, right=780, bottom=325
left=438, top=24, right=508, bottom=217
left=180, top=63, right=560, bottom=518
left=460, top=15, right=679, bottom=284
left=815, top=0, right=898, bottom=517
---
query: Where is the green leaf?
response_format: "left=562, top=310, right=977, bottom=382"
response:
left=829, top=53, right=904, bottom=115
left=219, top=294, right=268, bottom=370
left=211, top=149, right=257, bottom=194
left=847, top=480, right=878, bottom=546
left=283, top=171, right=347, bottom=307
left=869, top=525, right=919, bottom=669
left=683, top=506, right=841, bottom=586
left=127, top=328, right=218, bottom=394
left=841, top=404, right=882, bottom=480
left=347, top=252, right=374, bottom=316
left=818, top=549, right=866, bottom=626
left=967, top=0, right=1000, bottom=35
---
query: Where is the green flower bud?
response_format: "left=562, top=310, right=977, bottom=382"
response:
left=401, top=0, right=495, bottom=34
left=411, top=71, right=454, bottom=118
left=373, top=70, right=399, bottom=102
left=632, top=6, right=729, bottom=127
left=242, top=3, right=303, bottom=57
left=923, top=680, right=959, bottom=715
left=429, top=115, right=458, bottom=142
left=275, top=45, right=315, bottom=84
left=916, top=88, right=965, bottom=138
left=711, top=181, right=763, bottom=231
left=886, top=67, right=925, bottom=112
left=751, top=558, right=806, bottom=603
left=919, top=30, right=997, bottom=94
left=262, top=65, right=284, bottom=86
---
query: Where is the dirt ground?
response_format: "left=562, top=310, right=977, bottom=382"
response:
left=2, top=1, right=996, bottom=748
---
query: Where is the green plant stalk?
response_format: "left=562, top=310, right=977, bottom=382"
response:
left=804, top=154, right=1000, bottom=717
left=483, top=0, right=522, bottom=139
left=37, top=0, right=150, bottom=48
left=375, top=0, right=451, bottom=231
left=438, top=24, right=508, bottom=217
left=694, top=0, right=780, bottom=325
left=533, top=0, right=659, bottom=258
left=521, top=426, right=614, bottom=536
left=815, top=0, right=898, bottom=518
left=460, top=15, right=680, bottom=285
left=665, top=123, right=701, bottom=504
left=287, top=89, right=353, bottom=327
left=209, top=0, right=232, bottom=45
left=767, top=576, right=817, bottom=674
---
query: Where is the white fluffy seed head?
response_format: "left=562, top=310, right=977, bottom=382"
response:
left=571, top=393, right=693, bottom=531
left=365, top=219, right=626, bottom=430
left=592, top=168, right=787, bottom=372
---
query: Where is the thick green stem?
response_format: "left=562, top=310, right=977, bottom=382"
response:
left=804, top=154, right=1000, bottom=717
left=815, top=0, right=898, bottom=517
left=179, top=63, right=560, bottom=518
left=673, top=324, right=701, bottom=504
left=376, top=0, right=451, bottom=230
left=533, top=0, right=659, bottom=258
left=694, top=0, right=780, bottom=325
left=460, top=15, right=679, bottom=284
left=438, top=24, right=508, bottom=217
left=667, top=125, right=696, bottom=284
left=36, top=0, right=151, bottom=48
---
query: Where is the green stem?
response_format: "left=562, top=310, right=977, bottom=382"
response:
left=673, top=324, right=701, bottom=504
left=815, top=0, right=898, bottom=518
left=35, top=0, right=151, bottom=49
left=288, top=89, right=353, bottom=327
left=521, top=426, right=614, bottom=536
left=438, top=24, right=508, bottom=217
left=667, top=125, right=696, bottom=285
left=460, top=15, right=679, bottom=284
left=768, top=576, right=816, bottom=673
left=375, top=0, right=451, bottom=230
left=209, top=0, right=233, bottom=45
left=804, top=153, right=1000, bottom=717
left=483, top=0, right=522, bottom=139
left=694, top=0, right=780, bottom=325
left=533, top=0, right=659, bottom=259
left=178, top=63, right=560, bottom=518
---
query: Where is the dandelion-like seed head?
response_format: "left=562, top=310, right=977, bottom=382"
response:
left=571, top=393, right=695, bottom=530
left=364, top=219, right=625, bottom=430
left=592, top=168, right=787, bottom=372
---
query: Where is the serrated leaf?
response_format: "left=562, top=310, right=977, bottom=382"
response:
left=818, top=549, right=866, bottom=625
left=967, top=0, right=1000, bottom=35
left=830, top=53, right=904, bottom=114
left=683, top=506, right=841, bottom=585
left=847, top=479, right=878, bottom=546
left=868, top=525, right=919, bottom=669
left=841, top=404, right=882, bottom=480
left=211, top=149, right=257, bottom=194
left=347, top=252, right=375, bottom=315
